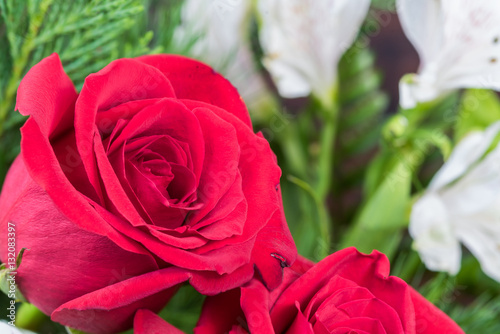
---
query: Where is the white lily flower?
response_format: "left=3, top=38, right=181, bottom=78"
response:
left=257, top=0, right=371, bottom=103
left=174, top=0, right=268, bottom=109
left=410, top=121, right=500, bottom=282
left=397, top=0, right=500, bottom=109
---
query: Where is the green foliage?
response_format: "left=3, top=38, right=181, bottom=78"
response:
left=0, top=247, right=28, bottom=302
left=455, top=89, right=500, bottom=141
left=0, top=0, right=152, bottom=183
left=371, top=0, right=396, bottom=11
left=143, top=0, right=184, bottom=53
left=449, top=294, right=500, bottom=333
left=334, top=45, right=389, bottom=229
left=158, top=284, right=205, bottom=333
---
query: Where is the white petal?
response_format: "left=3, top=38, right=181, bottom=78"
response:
left=399, top=72, right=444, bottom=109
left=175, top=0, right=249, bottom=63
left=174, top=0, right=269, bottom=108
left=396, top=0, right=443, bottom=67
left=455, top=210, right=500, bottom=282
left=225, top=47, right=274, bottom=109
left=410, top=193, right=461, bottom=275
left=258, top=0, right=370, bottom=100
left=0, top=322, right=35, bottom=334
left=398, top=0, right=500, bottom=106
left=442, top=140, right=500, bottom=215
left=261, top=57, right=312, bottom=98
left=429, top=121, right=500, bottom=191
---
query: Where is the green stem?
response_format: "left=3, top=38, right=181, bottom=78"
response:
left=316, top=113, right=337, bottom=199
left=287, top=175, right=331, bottom=260
left=280, top=122, right=309, bottom=179
left=315, top=194, right=331, bottom=260
left=314, top=89, right=339, bottom=255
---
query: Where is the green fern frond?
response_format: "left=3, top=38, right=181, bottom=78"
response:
left=0, top=0, right=146, bottom=132
left=0, top=0, right=150, bottom=183
left=334, top=44, right=389, bottom=226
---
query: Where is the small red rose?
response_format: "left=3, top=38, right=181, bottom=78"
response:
left=0, top=54, right=296, bottom=333
left=195, top=247, right=465, bottom=334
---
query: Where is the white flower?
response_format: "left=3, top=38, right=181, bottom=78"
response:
left=257, top=0, right=371, bottom=102
left=175, top=0, right=249, bottom=67
left=174, top=0, right=268, bottom=109
left=397, top=0, right=500, bottom=109
left=0, top=322, right=36, bottom=334
left=410, top=121, right=500, bottom=282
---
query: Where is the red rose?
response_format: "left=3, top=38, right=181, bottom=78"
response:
left=134, top=309, right=183, bottom=334
left=0, top=54, right=296, bottom=333
left=195, top=247, right=465, bottom=334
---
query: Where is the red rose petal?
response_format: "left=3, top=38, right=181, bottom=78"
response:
left=327, top=318, right=386, bottom=334
left=134, top=309, right=185, bottom=334
left=75, top=59, right=176, bottom=203
left=96, top=99, right=158, bottom=136
left=196, top=195, right=247, bottom=241
left=290, top=255, right=315, bottom=274
left=329, top=298, right=405, bottom=333
left=16, top=53, right=77, bottom=139
left=239, top=278, right=275, bottom=334
left=51, top=130, right=100, bottom=202
left=0, top=157, right=158, bottom=317
left=52, top=264, right=254, bottom=333
left=194, top=289, right=244, bottom=334
left=136, top=54, right=252, bottom=129
left=305, top=276, right=366, bottom=320
left=91, top=200, right=255, bottom=274
left=251, top=202, right=296, bottom=290
left=270, top=248, right=413, bottom=333
left=286, top=302, right=314, bottom=334
left=181, top=101, right=292, bottom=277
left=410, top=287, right=465, bottom=334
left=107, top=98, right=205, bottom=183
left=186, top=106, right=241, bottom=226
left=20, top=117, right=151, bottom=257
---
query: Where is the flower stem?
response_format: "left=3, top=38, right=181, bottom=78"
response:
left=313, top=87, right=339, bottom=258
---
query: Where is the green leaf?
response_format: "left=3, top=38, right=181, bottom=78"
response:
left=340, top=155, right=412, bottom=256
left=455, top=89, right=500, bottom=142
left=0, top=247, right=28, bottom=302
left=15, top=247, right=27, bottom=268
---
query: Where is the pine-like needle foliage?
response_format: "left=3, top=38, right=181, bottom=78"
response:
left=0, top=0, right=151, bottom=181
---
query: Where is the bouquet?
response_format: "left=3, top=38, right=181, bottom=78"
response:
left=0, top=0, right=499, bottom=333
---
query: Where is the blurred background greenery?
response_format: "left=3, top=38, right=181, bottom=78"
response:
left=1, top=0, right=499, bottom=333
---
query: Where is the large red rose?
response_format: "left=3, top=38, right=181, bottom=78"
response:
left=0, top=54, right=296, bottom=333
left=195, top=247, right=465, bottom=334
